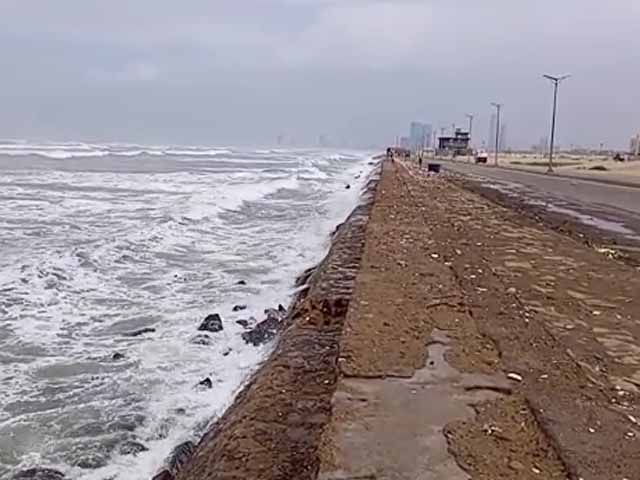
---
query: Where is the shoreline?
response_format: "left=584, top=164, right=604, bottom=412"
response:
left=147, top=163, right=383, bottom=480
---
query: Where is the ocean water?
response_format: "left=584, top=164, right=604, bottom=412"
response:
left=0, top=142, right=375, bottom=479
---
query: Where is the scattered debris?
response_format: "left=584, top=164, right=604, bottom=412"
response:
left=595, top=247, right=618, bottom=259
left=507, top=373, right=523, bottom=382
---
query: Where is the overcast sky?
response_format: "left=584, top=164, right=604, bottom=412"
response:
left=1, top=0, right=638, bottom=149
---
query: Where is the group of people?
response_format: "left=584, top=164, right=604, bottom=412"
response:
left=386, top=147, right=425, bottom=168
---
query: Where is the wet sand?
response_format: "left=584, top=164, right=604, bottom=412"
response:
left=176, top=159, right=640, bottom=480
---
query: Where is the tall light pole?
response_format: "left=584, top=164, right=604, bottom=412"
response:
left=491, top=103, right=502, bottom=166
left=466, top=114, right=474, bottom=143
left=543, top=74, right=571, bottom=173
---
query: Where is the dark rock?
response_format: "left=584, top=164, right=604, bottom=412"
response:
left=242, top=315, right=282, bottom=346
left=197, top=377, right=213, bottom=389
left=13, top=468, right=65, bottom=480
left=190, top=334, right=213, bottom=346
left=119, top=440, right=149, bottom=456
left=175, top=407, right=187, bottom=415
left=589, top=165, right=608, bottom=171
left=111, top=352, right=125, bottom=361
left=123, top=327, right=156, bottom=337
left=223, top=348, right=232, bottom=357
left=167, top=441, right=195, bottom=473
left=236, top=280, right=247, bottom=285
left=232, top=304, right=247, bottom=312
left=345, top=184, right=351, bottom=189
left=197, top=314, right=223, bottom=333
left=278, top=304, right=286, bottom=313
left=152, top=471, right=174, bottom=480
left=235, top=319, right=250, bottom=328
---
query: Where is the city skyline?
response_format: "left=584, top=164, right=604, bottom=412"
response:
left=0, top=1, right=638, bottom=149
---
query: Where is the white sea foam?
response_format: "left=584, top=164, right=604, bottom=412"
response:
left=0, top=145, right=376, bottom=479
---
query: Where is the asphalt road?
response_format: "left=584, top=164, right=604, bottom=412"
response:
left=440, top=160, right=640, bottom=243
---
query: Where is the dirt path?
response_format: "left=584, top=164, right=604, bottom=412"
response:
left=320, top=160, right=640, bottom=480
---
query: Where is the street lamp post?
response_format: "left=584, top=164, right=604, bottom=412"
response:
left=491, top=103, right=502, bottom=166
left=543, top=74, right=571, bottom=173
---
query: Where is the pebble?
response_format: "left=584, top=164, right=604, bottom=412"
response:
left=508, top=460, right=525, bottom=471
left=507, top=372, right=523, bottom=382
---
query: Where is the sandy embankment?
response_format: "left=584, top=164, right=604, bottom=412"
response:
left=496, top=152, right=640, bottom=184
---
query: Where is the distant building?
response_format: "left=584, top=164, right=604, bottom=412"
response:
left=499, top=124, right=508, bottom=151
left=630, top=133, right=640, bottom=156
left=539, top=136, right=549, bottom=154
left=319, top=135, right=330, bottom=148
left=409, top=122, right=431, bottom=150
left=399, top=136, right=411, bottom=149
left=488, top=113, right=497, bottom=152
left=438, top=129, right=471, bottom=156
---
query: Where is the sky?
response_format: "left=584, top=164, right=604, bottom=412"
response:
left=0, top=0, right=638, bottom=149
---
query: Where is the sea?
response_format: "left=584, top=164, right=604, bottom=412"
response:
left=0, top=141, right=375, bottom=479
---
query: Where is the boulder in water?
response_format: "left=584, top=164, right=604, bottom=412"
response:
left=242, top=315, right=281, bottom=346
left=232, top=304, right=247, bottom=312
left=167, top=441, right=196, bottom=473
left=197, top=314, right=223, bottom=333
left=236, top=280, right=247, bottom=285
left=13, top=468, right=65, bottom=480
left=236, top=319, right=250, bottom=328
left=111, top=352, right=125, bottom=361
left=123, top=327, right=156, bottom=337
left=119, top=440, right=149, bottom=456
left=196, top=377, right=213, bottom=389
left=190, top=334, right=213, bottom=346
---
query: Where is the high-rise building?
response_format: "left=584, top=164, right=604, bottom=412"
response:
left=630, top=133, right=640, bottom=156
left=488, top=113, right=497, bottom=152
left=409, top=122, right=431, bottom=150
left=399, top=136, right=411, bottom=149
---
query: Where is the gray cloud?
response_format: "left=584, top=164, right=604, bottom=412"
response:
left=0, top=0, right=638, bottom=148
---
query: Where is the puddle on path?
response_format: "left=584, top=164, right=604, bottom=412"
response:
left=320, top=330, right=512, bottom=480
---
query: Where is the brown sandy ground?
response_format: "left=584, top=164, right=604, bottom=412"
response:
left=320, top=160, right=640, bottom=480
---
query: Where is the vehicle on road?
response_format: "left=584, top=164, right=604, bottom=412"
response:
left=475, top=150, right=489, bottom=164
